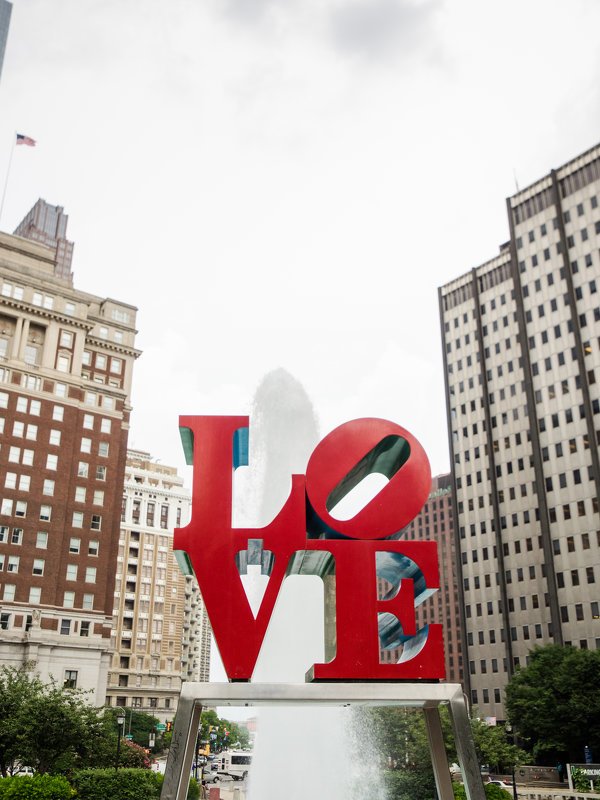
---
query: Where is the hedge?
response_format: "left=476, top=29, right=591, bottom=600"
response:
left=0, top=774, right=73, bottom=799
left=70, top=768, right=161, bottom=800
left=70, top=769, right=199, bottom=800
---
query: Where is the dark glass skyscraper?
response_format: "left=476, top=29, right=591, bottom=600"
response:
left=0, top=1, right=11, bottom=82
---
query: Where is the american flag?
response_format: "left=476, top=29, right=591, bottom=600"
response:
left=16, top=133, right=36, bottom=147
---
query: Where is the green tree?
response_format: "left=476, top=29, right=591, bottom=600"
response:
left=104, top=708, right=161, bottom=752
left=470, top=717, right=528, bottom=774
left=16, top=680, right=111, bottom=774
left=504, top=644, right=600, bottom=763
left=0, top=666, right=123, bottom=775
left=363, top=706, right=456, bottom=772
left=0, top=667, right=42, bottom=776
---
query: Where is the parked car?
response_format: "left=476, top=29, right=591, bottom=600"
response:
left=202, top=770, right=219, bottom=784
left=488, top=779, right=512, bottom=787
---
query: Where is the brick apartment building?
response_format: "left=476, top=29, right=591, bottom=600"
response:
left=0, top=217, right=140, bottom=702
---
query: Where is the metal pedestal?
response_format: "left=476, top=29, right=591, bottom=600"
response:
left=160, top=682, right=485, bottom=800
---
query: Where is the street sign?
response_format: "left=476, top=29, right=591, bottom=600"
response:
left=125, top=734, right=133, bottom=740
left=157, top=724, right=166, bottom=731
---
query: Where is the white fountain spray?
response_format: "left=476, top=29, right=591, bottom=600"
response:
left=230, top=368, right=382, bottom=800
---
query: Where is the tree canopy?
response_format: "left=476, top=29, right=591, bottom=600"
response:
left=0, top=666, right=155, bottom=776
left=504, top=644, right=600, bottom=763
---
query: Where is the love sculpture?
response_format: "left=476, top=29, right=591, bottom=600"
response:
left=174, top=415, right=445, bottom=681
left=161, top=414, right=487, bottom=800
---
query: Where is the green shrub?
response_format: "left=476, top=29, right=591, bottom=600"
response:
left=187, top=777, right=200, bottom=800
left=0, top=774, right=73, bottom=799
left=70, top=768, right=162, bottom=800
left=383, top=769, right=436, bottom=800
left=453, top=782, right=511, bottom=799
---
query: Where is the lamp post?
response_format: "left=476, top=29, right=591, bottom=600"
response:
left=115, top=709, right=126, bottom=771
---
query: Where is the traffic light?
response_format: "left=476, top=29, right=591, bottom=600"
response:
left=167, top=722, right=172, bottom=732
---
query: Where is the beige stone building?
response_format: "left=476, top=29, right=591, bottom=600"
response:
left=439, top=142, right=600, bottom=721
left=106, top=450, right=211, bottom=722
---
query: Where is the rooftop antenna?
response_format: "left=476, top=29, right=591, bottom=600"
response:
left=513, top=167, right=520, bottom=193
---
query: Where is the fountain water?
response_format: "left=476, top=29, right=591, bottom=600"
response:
left=230, top=369, right=383, bottom=800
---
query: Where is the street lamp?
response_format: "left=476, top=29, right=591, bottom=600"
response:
left=115, top=709, right=126, bottom=771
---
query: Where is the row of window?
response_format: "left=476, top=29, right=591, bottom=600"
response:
left=0, top=555, right=99, bottom=581
left=122, top=499, right=180, bottom=529
left=0, top=421, right=62, bottom=443
left=65, top=564, right=97, bottom=582
left=0, top=500, right=103, bottom=528
left=1, top=584, right=95, bottom=608
left=7, top=441, right=110, bottom=472
left=82, top=350, right=123, bottom=374
left=109, top=696, right=172, bottom=709
left=1, top=283, right=131, bottom=334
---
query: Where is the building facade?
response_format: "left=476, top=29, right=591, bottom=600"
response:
left=439, top=142, right=600, bottom=720
left=0, top=226, right=140, bottom=703
left=378, top=474, right=464, bottom=685
left=107, top=450, right=211, bottom=722
left=14, top=199, right=75, bottom=282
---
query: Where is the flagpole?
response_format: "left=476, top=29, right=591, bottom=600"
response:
left=0, top=132, right=17, bottom=232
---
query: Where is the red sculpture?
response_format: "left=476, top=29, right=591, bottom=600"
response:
left=175, top=415, right=445, bottom=682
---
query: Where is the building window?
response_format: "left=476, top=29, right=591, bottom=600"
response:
left=82, top=594, right=94, bottom=610
left=69, top=537, right=80, bottom=553
left=66, top=564, right=78, bottom=581
left=78, top=462, right=89, bottom=478
left=60, top=619, right=71, bottom=635
left=32, top=558, right=45, bottom=576
left=43, top=479, right=55, bottom=496
left=91, top=515, right=101, bottom=531
left=64, top=670, right=77, bottom=689
left=80, top=621, right=90, bottom=637
left=39, top=506, right=51, bottom=521
left=46, top=454, right=58, bottom=471
left=88, top=540, right=99, bottom=556
left=85, top=567, right=97, bottom=583
left=7, top=555, right=19, bottom=572
left=80, top=438, right=91, bottom=454
left=72, top=512, right=83, bottom=528
left=29, top=586, right=41, bottom=603
left=36, top=531, right=48, bottom=549
left=63, top=591, right=75, bottom=608
left=98, top=442, right=109, bottom=457
left=96, top=465, right=106, bottom=481
left=3, top=584, right=16, bottom=601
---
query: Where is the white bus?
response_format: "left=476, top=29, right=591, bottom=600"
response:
left=216, top=751, right=252, bottom=781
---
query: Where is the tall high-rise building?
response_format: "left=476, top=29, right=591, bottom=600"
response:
left=14, top=199, right=75, bottom=282
left=0, top=221, right=140, bottom=703
left=378, top=474, right=464, bottom=685
left=0, top=1, right=11, bottom=83
left=107, top=450, right=210, bottom=722
left=439, top=143, right=600, bottom=720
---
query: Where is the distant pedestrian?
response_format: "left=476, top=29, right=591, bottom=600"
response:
left=557, top=763, right=564, bottom=783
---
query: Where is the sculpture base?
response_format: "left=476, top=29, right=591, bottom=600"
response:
left=159, top=682, right=486, bottom=800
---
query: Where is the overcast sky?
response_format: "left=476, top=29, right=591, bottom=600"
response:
left=1, top=0, right=600, bottom=484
